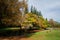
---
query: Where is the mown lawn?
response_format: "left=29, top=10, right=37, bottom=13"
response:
left=29, top=29, right=60, bottom=40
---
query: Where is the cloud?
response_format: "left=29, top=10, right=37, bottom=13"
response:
left=28, top=0, right=60, bottom=22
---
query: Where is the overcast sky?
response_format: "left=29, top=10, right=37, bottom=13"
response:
left=28, top=0, right=60, bottom=22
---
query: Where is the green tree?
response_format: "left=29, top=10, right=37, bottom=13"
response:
left=30, top=6, right=42, bottom=16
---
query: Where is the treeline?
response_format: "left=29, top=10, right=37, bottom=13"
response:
left=48, top=19, right=60, bottom=28
left=0, top=0, right=59, bottom=30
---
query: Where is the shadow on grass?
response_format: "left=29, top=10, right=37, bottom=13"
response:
left=0, top=30, right=36, bottom=38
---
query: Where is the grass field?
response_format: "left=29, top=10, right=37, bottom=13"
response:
left=0, top=29, right=60, bottom=40
left=29, top=29, right=60, bottom=40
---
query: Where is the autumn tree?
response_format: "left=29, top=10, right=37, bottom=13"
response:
left=49, top=19, right=60, bottom=28
left=0, top=0, right=28, bottom=28
left=48, top=19, right=56, bottom=27
left=30, top=6, right=49, bottom=29
left=22, top=13, right=40, bottom=29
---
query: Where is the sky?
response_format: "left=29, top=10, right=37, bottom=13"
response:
left=28, top=0, right=60, bottom=22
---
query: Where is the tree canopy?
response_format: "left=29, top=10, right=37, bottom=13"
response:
left=0, top=0, right=53, bottom=29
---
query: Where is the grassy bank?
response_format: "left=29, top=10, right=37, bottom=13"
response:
left=29, top=29, right=60, bottom=40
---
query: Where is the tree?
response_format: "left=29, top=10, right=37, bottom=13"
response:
left=49, top=19, right=60, bottom=28
left=30, top=6, right=42, bottom=16
left=21, top=13, right=40, bottom=29
left=48, top=19, right=56, bottom=27
left=30, top=6, right=49, bottom=29
left=0, top=0, right=28, bottom=28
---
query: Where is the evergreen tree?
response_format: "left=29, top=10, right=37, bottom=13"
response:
left=30, top=6, right=42, bottom=16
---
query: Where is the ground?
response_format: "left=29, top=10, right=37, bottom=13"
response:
left=0, top=29, right=60, bottom=40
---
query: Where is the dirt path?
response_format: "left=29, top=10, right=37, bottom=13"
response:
left=0, top=36, right=33, bottom=40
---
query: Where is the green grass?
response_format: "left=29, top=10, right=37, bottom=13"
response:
left=0, top=27, right=20, bottom=30
left=29, top=29, right=60, bottom=40
left=0, top=28, right=60, bottom=40
left=0, top=27, right=20, bottom=32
